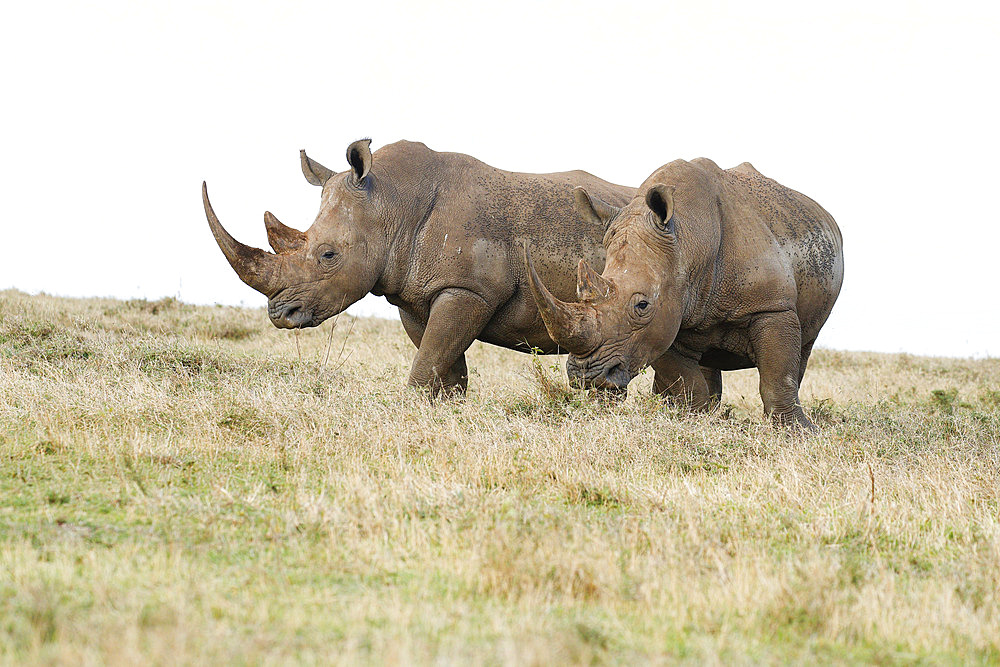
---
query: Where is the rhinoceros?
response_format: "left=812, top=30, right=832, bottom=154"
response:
left=524, top=158, right=843, bottom=428
left=203, top=139, right=634, bottom=395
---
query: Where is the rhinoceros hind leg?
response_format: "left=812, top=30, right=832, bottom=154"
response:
left=749, top=311, right=814, bottom=430
left=650, top=351, right=713, bottom=410
left=407, top=288, right=492, bottom=398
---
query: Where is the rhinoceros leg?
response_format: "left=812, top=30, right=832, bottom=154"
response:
left=797, top=341, right=815, bottom=385
left=399, top=309, right=424, bottom=349
left=749, top=310, right=814, bottom=430
left=399, top=307, right=470, bottom=395
left=650, top=351, right=714, bottom=410
left=700, top=367, right=723, bottom=404
left=406, top=288, right=492, bottom=398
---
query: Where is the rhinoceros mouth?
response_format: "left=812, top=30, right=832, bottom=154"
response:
left=268, top=300, right=317, bottom=329
left=566, top=356, right=633, bottom=392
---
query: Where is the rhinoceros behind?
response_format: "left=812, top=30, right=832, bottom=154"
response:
left=203, top=139, right=634, bottom=395
left=525, top=158, right=843, bottom=429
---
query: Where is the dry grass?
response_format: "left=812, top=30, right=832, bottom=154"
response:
left=1, top=288, right=998, bottom=664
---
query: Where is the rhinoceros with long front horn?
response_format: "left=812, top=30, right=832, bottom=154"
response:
left=524, top=158, right=843, bottom=428
left=204, top=139, right=633, bottom=395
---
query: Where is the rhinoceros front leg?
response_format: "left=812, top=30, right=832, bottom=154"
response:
left=749, top=310, right=814, bottom=430
left=407, top=289, right=492, bottom=398
left=650, top=351, right=716, bottom=410
left=701, top=367, right=723, bottom=403
left=399, top=309, right=470, bottom=395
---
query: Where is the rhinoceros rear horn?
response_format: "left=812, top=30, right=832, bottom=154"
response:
left=203, top=182, right=285, bottom=297
left=523, top=244, right=600, bottom=356
left=264, top=211, right=306, bottom=255
left=300, top=150, right=334, bottom=186
left=577, top=259, right=614, bottom=302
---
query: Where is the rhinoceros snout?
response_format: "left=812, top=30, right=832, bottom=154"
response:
left=268, top=301, right=315, bottom=329
left=567, top=357, right=631, bottom=393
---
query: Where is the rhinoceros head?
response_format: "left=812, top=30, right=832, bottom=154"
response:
left=525, top=184, right=684, bottom=391
left=203, top=139, right=390, bottom=328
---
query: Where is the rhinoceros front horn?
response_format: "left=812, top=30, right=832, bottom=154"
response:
left=203, top=182, right=285, bottom=297
left=523, top=244, right=600, bottom=356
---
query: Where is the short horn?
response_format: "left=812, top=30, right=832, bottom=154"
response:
left=523, top=244, right=600, bottom=355
left=264, top=211, right=306, bottom=255
left=577, top=259, right=614, bottom=302
left=203, top=182, right=285, bottom=297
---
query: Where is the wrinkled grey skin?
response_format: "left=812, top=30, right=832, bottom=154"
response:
left=526, top=158, right=844, bottom=428
left=204, top=139, right=633, bottom=395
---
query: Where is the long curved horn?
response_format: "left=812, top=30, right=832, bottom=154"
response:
left=264, top=211, right=306, bottom=255
left=523, top=244, right=600, bottom=355
left=203, top=182, right=285, bottom=297
left=577, top=259, right=614, bottom=302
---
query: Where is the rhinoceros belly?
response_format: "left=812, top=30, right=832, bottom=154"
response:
left=700, top=347, right=754, bottom=371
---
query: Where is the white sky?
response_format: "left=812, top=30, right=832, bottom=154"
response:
left=1, top=1, right=997, bottom=357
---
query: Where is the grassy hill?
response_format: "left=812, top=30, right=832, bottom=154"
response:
left=1, top=289, right=998, bottom=664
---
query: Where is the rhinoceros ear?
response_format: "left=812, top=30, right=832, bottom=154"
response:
left=645, top=184, right=675, bottom=233
left=300, top=150, right=334, bottom=186
left=346, top=138, right=373, bottom=182
left=573, top=187, right=620, bottom=229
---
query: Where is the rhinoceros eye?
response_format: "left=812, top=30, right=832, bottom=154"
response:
left=317, top=244, right=338, bottom=266
left=635, top=300, right=649, bottom=312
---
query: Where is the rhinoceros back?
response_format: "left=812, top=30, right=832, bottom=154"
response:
left=724, top=161, right=844, bottom=339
